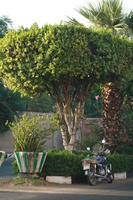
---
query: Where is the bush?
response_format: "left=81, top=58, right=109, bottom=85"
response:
left=42, top=151, right=133, bottom=176
left=107, top=153, right=133, bottom=173
left=41, top=150, right=86, bottom=177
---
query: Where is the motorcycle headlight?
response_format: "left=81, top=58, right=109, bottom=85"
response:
left=104, top=149, right=110, bottom=155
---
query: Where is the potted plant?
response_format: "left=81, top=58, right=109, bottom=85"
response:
left=9, top=113, right=49, bottom=174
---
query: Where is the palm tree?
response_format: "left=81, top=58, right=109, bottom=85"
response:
left=80, top=0, right=123, bottom=31
left=70, top=0, right=133, bottom=151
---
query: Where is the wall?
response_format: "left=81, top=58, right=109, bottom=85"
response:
left=0, top=112, right=103, bottom=152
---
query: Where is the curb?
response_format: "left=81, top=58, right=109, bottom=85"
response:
left=114, top=172, right=127, bottom=180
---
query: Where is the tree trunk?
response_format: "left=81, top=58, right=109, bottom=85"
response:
left=50, top=79, right=94, bottom=151
left=103, top=82, right=122, bottom=151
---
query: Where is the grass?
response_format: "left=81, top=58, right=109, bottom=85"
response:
left=12, top=175, right=46, bottom=186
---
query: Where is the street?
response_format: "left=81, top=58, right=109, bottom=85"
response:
left=0, top=178, right=133, bottom=200
left=0, top=159, right=13, bottom=178
left=0, top=192, right=133, bottom=200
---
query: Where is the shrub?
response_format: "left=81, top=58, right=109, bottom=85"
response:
left=107, top=153, right=133, bottom=173
left=42, top=151, right=133, bottom=176
left=41, top=150, right=86, bottom=177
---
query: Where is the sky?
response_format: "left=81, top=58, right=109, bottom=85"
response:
left=0, top=0, right=133, bottom=29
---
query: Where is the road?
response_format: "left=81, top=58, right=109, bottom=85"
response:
left=0, top=178, right=133, bottom=200
left=0, top=192, right=133, bottom=200
left=0, top=159, right=13, bottom=178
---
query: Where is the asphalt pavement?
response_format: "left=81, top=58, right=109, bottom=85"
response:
left=0, top=192, right=133, bottom=200
left=0, top=158, right=13, bottom=178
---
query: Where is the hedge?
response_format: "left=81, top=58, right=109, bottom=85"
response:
left=41, top=150, right=86, bottom=178
left=107, top=153, right=133, bottom=173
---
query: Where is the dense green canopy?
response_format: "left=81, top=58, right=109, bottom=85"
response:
left=0, top=24, right=132, bottom=96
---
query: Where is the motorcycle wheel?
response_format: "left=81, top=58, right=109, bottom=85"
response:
left=107, top=173, right=114, bottom=183
left=88, top=171, right=97, bottom=185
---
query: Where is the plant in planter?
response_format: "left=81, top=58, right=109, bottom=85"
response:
left=9, top=113, right=59, bottom=174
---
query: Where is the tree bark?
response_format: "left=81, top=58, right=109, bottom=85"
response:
left=103, top=82, right=123, bottom=151
left=48, top=79, right=94, bottom=151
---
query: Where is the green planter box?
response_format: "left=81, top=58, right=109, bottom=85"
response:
left=0, top=151, right=7, bottom=167
left=14, top=152, right=47, bottom=173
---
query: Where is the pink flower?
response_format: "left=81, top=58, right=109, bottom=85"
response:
left=95, top=95, right=99, bottom=100
left=122, top=137, right=128, bottom=143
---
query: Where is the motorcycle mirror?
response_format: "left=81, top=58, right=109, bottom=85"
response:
left=102, top=139, right=106, bottom=144
left=87, top=147, right=90, bottom=151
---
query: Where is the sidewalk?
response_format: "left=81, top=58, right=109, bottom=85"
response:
left=0, top=178, right=133, bottom=197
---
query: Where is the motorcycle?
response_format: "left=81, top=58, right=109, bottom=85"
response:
left=82, top=139, right=114, bottom=185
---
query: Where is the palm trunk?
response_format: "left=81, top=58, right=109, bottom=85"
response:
left=103, top=82, right=122, bottom=151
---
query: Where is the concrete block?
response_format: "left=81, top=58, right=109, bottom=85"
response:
left=114, top=172, right=127, bottom=180
left=46, top=176, right=72, bottom=184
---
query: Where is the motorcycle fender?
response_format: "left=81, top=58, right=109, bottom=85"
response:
left=85, top=170, right=89, bottom=175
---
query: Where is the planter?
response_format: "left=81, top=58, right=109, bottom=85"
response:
left=0, top=151, right=7, bottom=167
left=14, top=152, right=47, bottom=173
left=46, top=176, right=72, bottom=184
left=114, top=172, right=127, bottom=180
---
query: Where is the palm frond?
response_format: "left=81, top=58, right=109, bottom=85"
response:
left=78, top=0, right=124, bottom=31
left=66, top=17, right=84, bottom=26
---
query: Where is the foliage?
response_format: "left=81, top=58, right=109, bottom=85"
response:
left=118, top=104, right=133, bottom=154
left=0, top=103, right=14, bottom=132
left=82, top=124, right=104, bottom=150
left=9, top=113, right=59, bottom=152
left=77, top=0, right=133, bottom=37
left=0, top=16, right=20, bottom=132
left=0, top=80, right=24, bottom=132
left=0, top=15, right=12, bottom=38
left=0, top=24, right=94, bottom=95
left=0, top=24, right=132, bottom=94
left=43, top=151, right=133, bottom=176
left=22, top=94, right=55, bottom=113
left=41, top=150, right=86, bottom=177
left=84, top=84, right=103, bottom=117
left=107, top=153, right=133, bottom=173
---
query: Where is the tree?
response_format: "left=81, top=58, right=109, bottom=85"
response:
left=72, top=0, right=133, bottom=150
left=0, top=16, right=22, bottom=132
left=0, top=16, right=12, bottom=38
left=78, top=0, right=133, bottom=36
left=0, top=24, right=132, bottom=150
